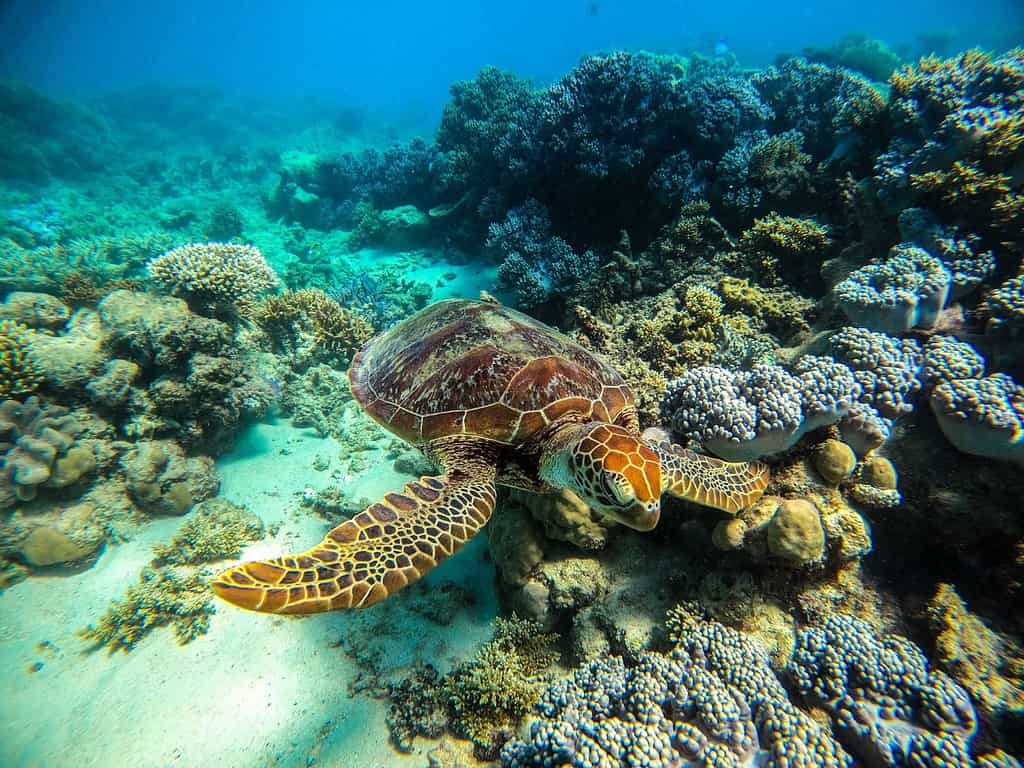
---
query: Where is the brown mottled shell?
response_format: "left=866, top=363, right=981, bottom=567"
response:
left=349, top=300, right=633, bottom=446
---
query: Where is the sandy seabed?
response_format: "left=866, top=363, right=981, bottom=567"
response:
left=0, top=420, right=497, bottom=768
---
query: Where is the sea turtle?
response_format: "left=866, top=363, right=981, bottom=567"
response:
left=213, top=299, right=769, bottom=614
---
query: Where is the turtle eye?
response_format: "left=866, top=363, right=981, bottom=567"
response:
left=603, top=473, right=633, bottom=506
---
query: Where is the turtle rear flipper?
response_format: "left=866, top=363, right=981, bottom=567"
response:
left=652, top=441, right=769, bottom=514
left=212, top=468, right=496, bottom=614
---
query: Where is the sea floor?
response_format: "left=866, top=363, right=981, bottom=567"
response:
left=0, top=419, right=498, bottom=768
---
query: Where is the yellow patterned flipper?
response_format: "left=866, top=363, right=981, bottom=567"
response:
left=212, top=468, right=496, bottom=614
left=653, top=441, right=769, bottom=514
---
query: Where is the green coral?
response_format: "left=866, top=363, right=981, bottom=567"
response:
left=740, top=212, right=832, bottom=286
left=718, top=276, right=815, bottom=335
left=152, top=499, right=264, bottom=565
left=442, top=615, right=560, bottom=759
left=79, top=565, right=214, bottom=652
left=0, top=320, right=43, bottom=397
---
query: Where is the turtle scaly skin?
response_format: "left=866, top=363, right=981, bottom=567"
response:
left=212, top=300, right=770, bottom=614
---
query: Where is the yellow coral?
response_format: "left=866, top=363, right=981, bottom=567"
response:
left=0, top=320, right=43, bottom=398
left=718, top=276, right=814, bottom=334
left=740, top=214, right=831, bottom=285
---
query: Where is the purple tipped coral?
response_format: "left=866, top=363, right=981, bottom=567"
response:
left=791, top=614, right=986, bottom=768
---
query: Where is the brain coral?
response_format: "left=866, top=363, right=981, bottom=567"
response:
left=147, top=242, right=278, bottom=307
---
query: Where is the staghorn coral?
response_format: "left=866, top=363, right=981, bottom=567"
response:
left=152, top=498, right=264, bottom=565
left=147, top=242, right=278, bottom=309
left=502, top=612, right=848, bottom=768
left=79, top=565, right=214, bottom=651
left=0, top=320, right=43, bottom=398
left=444, top=615, right=560, bottom=759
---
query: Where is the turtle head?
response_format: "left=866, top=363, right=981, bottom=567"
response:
left=549, top=422, right=662, bottom=531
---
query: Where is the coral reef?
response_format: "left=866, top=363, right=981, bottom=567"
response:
left=930, top=374, right=1024, bottom=464
left=79, top=565, right=215, bottom=651
left=147, top=242, right=278, bottom=311
left=0, top=320, right=43, bottom=398
left=152, top=498, right=264, bottom=565
left=662, top=355, right=860, bottom=460
left=0, top=396, right=90, bottom=507
left=502, top=611, right=848, bottom=768
left=833, top=243, right=951, bottom=333
left=443, top=616, right=560, bottom=759
left=791, top=613, right=1002, bottom=767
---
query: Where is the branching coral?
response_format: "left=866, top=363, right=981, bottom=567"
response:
left=0, top=320, right=43, bottom=398
left=251, top=288, right=374, bottom=362
left=147, top=242, right=278, bottom=309
left=79, top=565, right=214, bottom=651
left=444, top=615, right=560, bottom=759
left=718, top=276, right=814, bottom=335
left=152, top=498, right=264, bottom=565
left=739, top=213, right=832, bottom=287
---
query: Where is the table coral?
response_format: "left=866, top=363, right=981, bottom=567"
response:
left=79, top=565, right=215, bottom=651
left=147, top=242, right=279, bottom=310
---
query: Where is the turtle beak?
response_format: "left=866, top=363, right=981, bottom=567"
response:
left=610, top=500, right=660, bottom=532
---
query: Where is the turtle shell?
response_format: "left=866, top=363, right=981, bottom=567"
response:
left=349, top=300, right=634, bottom=445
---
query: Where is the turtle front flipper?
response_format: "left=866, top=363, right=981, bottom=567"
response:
left=651, top=441, right=769, bottom=514
left=212, top=468, right=497, bottom=614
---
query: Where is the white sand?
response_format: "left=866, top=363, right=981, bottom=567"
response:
left=0, top=419, right=497, bottom=768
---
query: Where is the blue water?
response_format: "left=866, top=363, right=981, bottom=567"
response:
left=1, top=3, right=1023, bottom=768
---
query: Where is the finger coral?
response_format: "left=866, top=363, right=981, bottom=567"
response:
left=147, top=242, right=279, bottom=309
left=502, top=611, right=848, bottom=768
left=833, top=243, right=951, bottom=333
